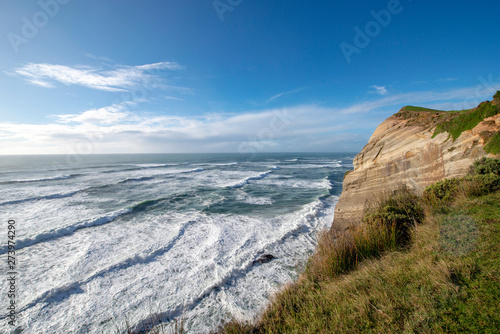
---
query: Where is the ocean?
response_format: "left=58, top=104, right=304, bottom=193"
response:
left=0, top=153, right=353, bottom=333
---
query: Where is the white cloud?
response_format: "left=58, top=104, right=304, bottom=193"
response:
left=136, top=62, right=183, bottom=71
left=50, top=101, right=135, bottom=125
left=0, top=102, right=366, bottom=155
left=267, top=87, right=305, bottom=103
left=14, top=61, right=183, bottom=92
left=84, top=53, right=113, bottom=63
left=436, top=77, right=458, bottom=82
left=164, top=96, right=185, bottom=102
left=2, top=83, right=499, bottom=155
left=370, top=85, right=388, bottom=95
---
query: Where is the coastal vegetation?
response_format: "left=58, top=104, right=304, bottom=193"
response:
left=485, top=132, right=500, bottom=154
left=431, top=98, right=499, bottom=148
left=218, top=157, right=500, bottom=333
left=394, top=92, right=500, bottom=155
left=403, top=105, right=443, bottom=113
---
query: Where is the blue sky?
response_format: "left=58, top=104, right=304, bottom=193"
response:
left=0, top=0, right=499, bottom=154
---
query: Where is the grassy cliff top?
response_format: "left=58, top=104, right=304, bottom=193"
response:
left=402, top=105, right=446, bottom=113
left=393, top=92, right=500, bottom=154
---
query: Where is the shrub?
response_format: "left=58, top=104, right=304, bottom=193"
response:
left=423, top=178, right=461, bottom=204
left=494, top=90, right=500, bottom=102
left=464, top=174, right=500, bottom=197
left=459, top=158, right=500, bottom=197
left=469, top=157, right=500, bottom=176
left=363, top=189, right=424, bottom=245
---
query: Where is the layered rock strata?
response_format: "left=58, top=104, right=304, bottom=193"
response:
left=331, top=108, right=499, bottom=232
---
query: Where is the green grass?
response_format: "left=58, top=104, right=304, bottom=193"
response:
left=403, top=106, right=443, bottom=112
left=432, top=100, right=499, bottom=141
left=435, top=192, right=500, bottom=332
left=218, top=158, right=500, bottom=333
left=400, top=93, right=499, bottom=149
left=485, top=132, right=500, bottom=154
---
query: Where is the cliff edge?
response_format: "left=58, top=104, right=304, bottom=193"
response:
left=332, top=95, right=500, bottom=231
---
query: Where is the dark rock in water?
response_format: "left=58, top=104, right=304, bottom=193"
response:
left=252, top=254, right=275, bottom=265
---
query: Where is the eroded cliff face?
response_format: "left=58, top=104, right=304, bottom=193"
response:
left=331, top=109, right=500, bottom=232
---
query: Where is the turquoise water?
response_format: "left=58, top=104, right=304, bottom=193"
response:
left=0, top=153, right=353, bottom=333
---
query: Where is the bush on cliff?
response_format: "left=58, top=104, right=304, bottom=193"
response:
left=363, top=188, right=424, bottom=245
left=470, top=156, right=500, bottom=175
left=465, top=157, right=500, bottom=197
left=423, top=178, right=461, bottom=212
left=494, top=90, right=500, bottom=103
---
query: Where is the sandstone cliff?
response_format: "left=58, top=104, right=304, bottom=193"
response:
left=332, top=98, right=500, bottom=232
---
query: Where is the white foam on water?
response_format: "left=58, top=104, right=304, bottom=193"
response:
left=0, top=165, right=215, bottom=205
left=192, top=162, right=238, bottom=167
left=225, top=171, right=273, bottom=188
left=134, top=163, right=173, bottom=168
left=181, top=168, right=205, bottom=173
left=243, top=196, right=273, bottom=205
left=178, top=169, right=273, bottom=190
left=0, top=179, right=104, bottom=204
left=278, top=163, right=341, bottom=169
left=0, top=212, right=195, bottom=315
left=154, top=196, right=338, bottom=333
left=256, top=174, right=331, bottom=189
left=302, top=159, right=342, bottom=164
left=0, top=195, right=337, bottom=334
left=236, top=193, right=273, bottom=205
left=0, top=190, right=81, bottom=206
left=2, top=174, right=74, bottom=184
left=0, top=155, right=346, bottom=334
left=0, top=204, right=132, bottom=254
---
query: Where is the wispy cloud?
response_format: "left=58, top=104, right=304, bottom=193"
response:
left=267, top=87, right=305, bottom=103
left=49, top=101, right=136, bottom=125
left=164, top=85, right=194, bottom=95
left=164, top=96, right=185, bottom=102
left=84, top=53, right=113, bottom=63
left=370, top=85, right=388, bottom=95
left=436, top=77, right=458, bottom=82
left=343, top=82, right=500, bottom=114
left=14, top=61, right=183, bottom=92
